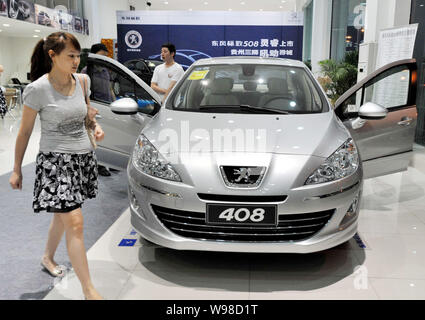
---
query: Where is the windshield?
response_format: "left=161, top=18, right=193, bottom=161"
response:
left=168, top=63, right=327, bottom=114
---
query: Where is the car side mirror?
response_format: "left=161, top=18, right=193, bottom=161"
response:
left=358, top=102, right=388, bottom=120
left=110, top=98, right=139, bottom=115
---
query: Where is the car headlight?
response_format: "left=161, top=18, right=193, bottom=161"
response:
left=132, top=134, right=182, bottom=182
left=305, top=139, right=359, bottom=185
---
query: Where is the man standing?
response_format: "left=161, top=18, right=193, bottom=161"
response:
left=81, top=43, right=115, bottom=103
left=81, top=43, right=114, bottom=176
left=151, top=43, right=184, bottom=102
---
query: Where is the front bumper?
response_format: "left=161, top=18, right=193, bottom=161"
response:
left=127, top=156, right=362, bottom=253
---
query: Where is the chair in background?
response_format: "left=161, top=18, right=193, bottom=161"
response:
left=3, top=87, right=19, bottom=120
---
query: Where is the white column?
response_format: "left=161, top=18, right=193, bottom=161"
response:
left=360, top=0, right=412, bottom=76
left=84, top=0, right=101, bottom=43
left=311, top=0, right=332, bottom=76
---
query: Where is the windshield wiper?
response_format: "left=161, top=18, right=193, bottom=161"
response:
left=239, top=105, right=291, bottom=114
left=198, top=105, right=291, bottom=114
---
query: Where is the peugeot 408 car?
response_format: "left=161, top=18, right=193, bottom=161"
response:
left=85, top=54, right=417, bottom=253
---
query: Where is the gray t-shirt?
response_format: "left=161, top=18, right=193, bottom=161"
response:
left=23, top=73, right=93, bottom=154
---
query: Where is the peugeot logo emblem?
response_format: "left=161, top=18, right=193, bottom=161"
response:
left=220, top=166, right=266, bottom=188
left=233, top=168, right=252, bottom=183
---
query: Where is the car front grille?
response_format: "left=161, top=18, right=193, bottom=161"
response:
left=151, top=204, right=334, bottom=242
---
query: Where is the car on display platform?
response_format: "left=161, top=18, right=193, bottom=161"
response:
left=85, top=53, right=417, bottom=253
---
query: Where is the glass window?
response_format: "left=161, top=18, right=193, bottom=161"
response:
left=135, top=61, right=148, bottom=73
left=364, top=67, right=410, bottom=109
left=169, top=64, right=327, bottom=114
left=331, top=0, right=365, bottom=62
left=338, top=65, right=411, bottom=119
left=87, top=60, right=160, bottom=113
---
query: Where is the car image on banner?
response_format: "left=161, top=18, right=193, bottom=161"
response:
left=149, top=50, right=212, bottom=70
left=85, top=53, right=417, bottom=253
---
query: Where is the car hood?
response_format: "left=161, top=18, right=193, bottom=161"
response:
left=142, top=109, right=351, bottom=158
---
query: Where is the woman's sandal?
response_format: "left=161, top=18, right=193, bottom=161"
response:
left=40, top=261, right=67, bottom=278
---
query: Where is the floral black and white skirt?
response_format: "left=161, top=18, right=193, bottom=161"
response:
left=33, top=151, right=98, bottom=213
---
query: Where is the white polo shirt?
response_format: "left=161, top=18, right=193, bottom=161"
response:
left=151, top=62, right=184, bottom=102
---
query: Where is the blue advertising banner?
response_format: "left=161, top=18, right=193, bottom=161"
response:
left=117, top=11, right=303, bottom=69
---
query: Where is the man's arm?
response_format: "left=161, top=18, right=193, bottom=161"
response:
left=151, top=82, right=168, bottom=95
left=150, top=66, right=167, bottom=95
left=163, top=80, right=177, bottom=100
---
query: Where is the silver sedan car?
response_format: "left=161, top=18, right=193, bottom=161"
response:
left=86, top=54, right=417, bottom=253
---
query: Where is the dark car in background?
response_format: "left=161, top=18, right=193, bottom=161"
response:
left=123, top=59, right=162, bottom=85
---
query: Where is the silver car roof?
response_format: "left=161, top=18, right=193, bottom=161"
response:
left=192, top=56, right=307, bottom=68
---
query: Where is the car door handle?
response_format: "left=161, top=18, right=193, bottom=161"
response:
left=398, top=117, right=413, bottom=126
left=95, top=114, right=102, bottom=119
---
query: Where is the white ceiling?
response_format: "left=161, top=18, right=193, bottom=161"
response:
left=0, top=0, right=302, bottom=38
left=130, top=0, right=300, bottom=12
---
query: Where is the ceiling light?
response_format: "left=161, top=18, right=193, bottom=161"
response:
left=0, top=30, right=2, bottom=32
left=279, top=6, right=283, bottom=9
left=188, top=8, right=192, bottom=11
left=34, top=29, right=41, bottom=32
left=33, top=35, right=39, bottom=38
left=228, top=8, right=232, bottom=11
left=164, top=1, right=168, bottom=4
left=3, top=24, right=10, bottom=27
left=204, top=1, right=208, bottom=4
left=259, top=9, right=263, bottom=11
left=240, top=1, right=245, bottom=5
left=281, top=0, right=287, bottom=2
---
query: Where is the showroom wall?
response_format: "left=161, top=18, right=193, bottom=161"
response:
left=84, top=0, right=129, bottom=42
left=0, top=32, right=92, bottom=85
left=0, top=36, right=39, bottom=85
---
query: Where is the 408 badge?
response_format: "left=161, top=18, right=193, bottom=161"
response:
left=125, top=30, right=143, bottom=49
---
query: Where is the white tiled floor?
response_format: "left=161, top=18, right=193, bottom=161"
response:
left=2, top=108, right=425, bottom=300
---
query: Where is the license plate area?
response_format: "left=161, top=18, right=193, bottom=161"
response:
left=206, top=204, right=278, bottom=226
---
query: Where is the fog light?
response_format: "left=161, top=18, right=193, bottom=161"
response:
left=129, top=188, right=146, bottom=220
left=339, top=195, right=359, bottom=230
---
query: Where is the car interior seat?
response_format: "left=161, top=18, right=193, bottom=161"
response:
left=258, top=77, right=292, bottom=107
left=200, top=77, right=239, bottom=106
left=240, top=81, right=261, bottom=106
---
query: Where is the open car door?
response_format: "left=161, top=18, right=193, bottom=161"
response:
left=334, top=59, right=418, bottom=179
left=85, top=53, right=162, bottom=169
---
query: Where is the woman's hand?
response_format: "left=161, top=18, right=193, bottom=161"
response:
left=87, top=105, right=98, bottom=122
left=94, top=124, right=105, bottom=142
left=9, top=171, right=23, bottom=190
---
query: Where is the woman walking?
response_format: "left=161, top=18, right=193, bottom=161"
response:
left=9, top=32, right=104, bottom=300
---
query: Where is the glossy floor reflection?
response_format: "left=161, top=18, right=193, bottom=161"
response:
left=2, top=107, right=425, bottom=300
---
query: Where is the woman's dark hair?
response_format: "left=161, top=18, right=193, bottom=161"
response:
left=30, top=32, right=81, bottom=82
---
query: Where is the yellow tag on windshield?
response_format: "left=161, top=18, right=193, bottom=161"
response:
left=188, top=70, right=209, bottom=80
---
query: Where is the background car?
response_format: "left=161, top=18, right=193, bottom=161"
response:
left=85, top=53, right=417, bottom=253
left=123, top=58, right=162, bottom=85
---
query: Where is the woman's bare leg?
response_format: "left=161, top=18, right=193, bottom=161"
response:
left=42, top=213, right=65, bottom=270
left=59, top=207, right=102, bottom=300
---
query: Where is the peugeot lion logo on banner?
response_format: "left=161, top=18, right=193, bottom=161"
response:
left=125, top=30, right=143, bottom=51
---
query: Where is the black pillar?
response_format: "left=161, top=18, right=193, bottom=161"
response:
left=411, top=0, right=425, bottom=145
